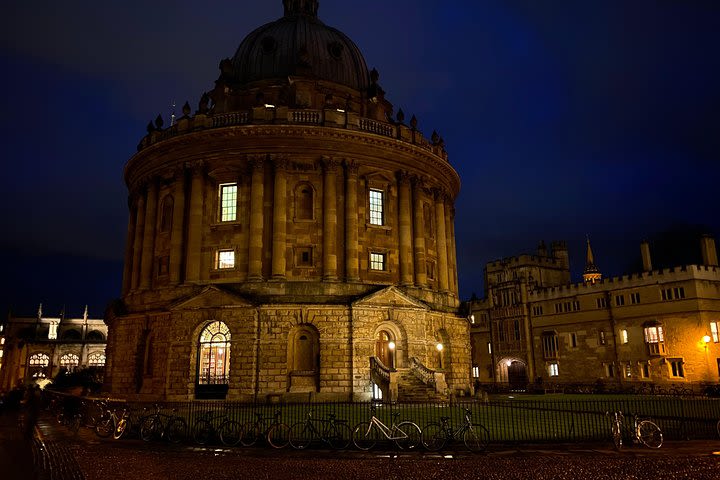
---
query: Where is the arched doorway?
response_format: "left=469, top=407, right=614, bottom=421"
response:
left=498, top=358, right=528, bottom=391
left=375, top=330, right=395, bottom=369
left=196, top=321, right=231, bottom=399
left=287, top=325, right=320, bottom=392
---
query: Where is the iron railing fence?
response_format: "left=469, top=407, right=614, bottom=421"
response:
left=43, top=390, right=720, bottom=446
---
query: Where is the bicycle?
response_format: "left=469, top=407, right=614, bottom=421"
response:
left=240, top=410, right=290, bottom=448
left=606, top=411, right=663, bottom=449
left=289, top=408, right=351, bottom=450
left=140, top=404, right=188, bottom=444
left=421, top=408, right=490, bottom=453
left=716, top=419, right=720, bottom=439
left=352, top=405, right=421, bottom=451
left=96, top=406, right=128, bottom=439
left=192, top=410, right=242, bottom=446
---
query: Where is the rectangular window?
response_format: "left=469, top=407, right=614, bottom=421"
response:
left=599, top=330, right=606, bottom=345
left=219, top=183, right=238, bottom=222
left=717, top=358, right=720, bottom=377
left=217, top=250, right=235, bottom=269
left=513, top=320, right=521, bottom=340
left=369, top=252, right=386, bottom=271
left=630, top=292, right=641, bottom=304
left=472, top=366, right=480, bottom=378
left=711, top=322, right=719, bottom=343
left=620, top=329, right=628, bottom=344
left=661, top=288, right=670, bottom=301
left=369, top=189, right=384, bottom=225
left=549, top=363, right=559, bottom=377
left=157, top=256, right=170, bottom=276
left=542, top=332, right=559, bottom=359
left=532, top=306, right=543, bottom=316
left=555, top=303, right=562, bottom=314
left=596, top=297, right=607, bottom=309
left=674, top=287, right=685, bottom=299
left=487, top=342, right=492, bottom=354
left=570, top=332, right=578, bottom=348
left=642, top=363, right=650, bottom=378
left=573, top=301, right=580, bottom=311
left=426, top=261, right=435, bottom=280
left=606, top=364, right=614, bottom=378
left=644, top=325, right=666, bottom=355
left=296, top=247, right=313, bottom=267
left=48, top=322, right=58, bottom=340
left=615, top=295, right=625, bottom=306
left=625, top=363, right=632, bottom=378
left=670, top=359, right=684, bottom=378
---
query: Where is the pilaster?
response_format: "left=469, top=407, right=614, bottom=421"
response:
left=185, top=161, right=205, bottom=283
left=169, top=167, right=187, bottom=285
left=248, top=155, right=265, bottom=281
left=412, top=177, right=427, bottom=287
left=434, top=189, right=449, bottom=292
left=322, top=156, right=340, bottom=281
left=271, top=155, right=288, bottom=279
left=139, top=178, right=159, bottom=290
left=398, top=171, right=414, bottom=286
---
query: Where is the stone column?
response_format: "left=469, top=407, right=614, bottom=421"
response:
left=322, top=157, right=339, bottom=281
left=445, top=205, right=458, bottom=295
left=121, top=197, right=137, bottom=295
left=248, top=156, right=265, bottom=281
left=130, top=190, right=146, bottom=291
left=271, top=156, right=288, bottom=279
left=412, top=177, right=427, bottom=287
left=434, top=189, right=449, bottom=292
left=185, top=161, right=205, bottom=283
left=139, top=179, right=159, bottom=290
left=398, top=171, right=414, bottom=286
left=344, top=160, right=359, bottom=282
left=169, top=167, right=186, bottom=285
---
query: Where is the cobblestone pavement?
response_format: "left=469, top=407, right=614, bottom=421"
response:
left=17, top=413, right=720, bottom=480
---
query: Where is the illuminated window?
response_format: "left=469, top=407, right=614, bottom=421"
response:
left=219, top=183, right=238, bottom=222
left=29, top=353, right=49, bottom=366
left=625, top=363, right=632, bottom=378
left=216, top=250, right=235, bottom=269
left=48, top=322, right=58, bottom=340
left=661, top=287, right=685, bottom=301
left=487, top=342, right=492, bottom=354
left=370, top=252, right=386, bottom=271
left=598, top=330, right=606, bottom=345
left=0, top=338, right=4, bottom=345
left=669, top=359, right=684, bottom=378
left=88, top=352, right=106, bottom=367
left=472, top=366, right=480, bottom=378
left=369, top=189, right=384, bottom=225
left=710, top=322, right=719, bottom=343
left=549, top=363, right=559, bottom=377
left=0, top=350, right=3, bottom=358
left=643, top=325, right=666, bottom=355
left=620, top=329, right=628, bottom=344
left=198, top=321, right=231, bottom=385
left=60, top=353, right=79, bottom=371
left=541, top=332, right=558, bottom=359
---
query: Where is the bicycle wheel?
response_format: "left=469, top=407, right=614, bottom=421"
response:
left=140, top=416, right=159, bottom=442
left=95, top=417, right=114, bottom=438
left=637, top=420, right=663, bottom=449
left=70, top=415, right=82, bottom=435
left=113, top=418, right=129, bottom=440
left=166, top=417, right=187, bottom=444
left=289, top=422, right=314, bottom=450
left=463, top=424, right=489, bottom=453
left=240, top=422, right=260, bottom=447
left=353, top=422, right=379, bottom=451
left=611, top=422, right=623, bottom=450
left=267, top=423, right=291, bottom=449
left=327, top=422, right=351, bottom=450
left=421, top=423, right=446, bottom=451
left=219, top=420, right=242, bottom=447
left=394, top=422, right=421, bottom=450
left=193, top=419, right=213, bottom=445
left=716, top=419, right=720, bottom=439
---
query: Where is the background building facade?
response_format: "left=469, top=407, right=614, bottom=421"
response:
left=469, top=235, right=720, bottom=389
left=106, top=0, right=471, bottom=402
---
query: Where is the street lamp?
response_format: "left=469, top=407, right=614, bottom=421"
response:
left=702, top=335, right=711, bottom=344
left=388, top=341, right=396, bottom=350
left=436, top=343, right=444, bottom=352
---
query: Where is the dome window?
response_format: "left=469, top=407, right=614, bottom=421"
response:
left=328, top=41, right=344, bottom=60
left=261, top=36, right=277, bottom=54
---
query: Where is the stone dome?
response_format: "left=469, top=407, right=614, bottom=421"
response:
left=230, top=0, right=370, bottom=91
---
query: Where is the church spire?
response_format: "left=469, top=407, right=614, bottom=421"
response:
left=583, top=236, right=602, bottom=284
left=283, top=0, right=319, bottom=17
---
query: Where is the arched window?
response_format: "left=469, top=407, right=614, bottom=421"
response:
left=86, top=330, right=105, bottom=342
left=375, top=330, right=395, bottom=369
left=160, top=195, right=174, bottom=233
left=88, top=352, right=106, bottom=367
left=60, top=353, right=80, bottom=370
left=295, top=184, right=314, bottom=220
left=61, top=329, right=82, bottom=341
left=197, top=321, right=231, bottom=385
left=28, top=353, right=50, bottom=379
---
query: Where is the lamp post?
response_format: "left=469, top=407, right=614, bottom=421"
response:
left=436, top=342, right=444, bottom=370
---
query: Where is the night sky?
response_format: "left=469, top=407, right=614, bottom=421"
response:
left=1, top=1, right=719, bottom=318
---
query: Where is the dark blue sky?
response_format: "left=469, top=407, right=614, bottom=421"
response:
left=1, top=0, right=719, bottom=317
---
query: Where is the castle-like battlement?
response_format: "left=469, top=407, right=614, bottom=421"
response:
left=486, top=254, right=563, bottom=269
left=528, top=264, right=720, bottom=300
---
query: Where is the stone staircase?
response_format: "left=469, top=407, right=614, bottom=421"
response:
left=396, top=368, right=448, bottom=403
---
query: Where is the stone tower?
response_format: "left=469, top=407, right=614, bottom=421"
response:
left=105, top=1, right=470, bottom=402
left=582, top=237, right=602, bottom=284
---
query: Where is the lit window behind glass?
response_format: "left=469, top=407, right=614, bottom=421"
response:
left=219, top=184, right=238, bottom=221
left=370, top=252, right=385, bottom=270
left=369, top=189, right=383, bottom=225
left=218, top=250, right=235, bottom=269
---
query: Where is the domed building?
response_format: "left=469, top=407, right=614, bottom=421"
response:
left=105, top=0, right=471, bottom=402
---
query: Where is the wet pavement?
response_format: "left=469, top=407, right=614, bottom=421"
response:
left=2, top=409, right=719, bottom=480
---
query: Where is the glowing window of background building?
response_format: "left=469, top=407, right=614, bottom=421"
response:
left=711, top=322, right=719, bottom=343
left=620, top=329, right=628, bottom=344
left=29, top=353, right=49, bottom=366
left=48, top=322, right=58, bottom=340
left=219, top=183, right=238, bottom=222
left=88, top=353, right=106, bottom=367
left=472, top=366, right=479, bottom=378
left=370, top=252, right=385, bottom=271
left=643, top=326, right=664, bottom=343
left=198, top=321, right=231, bottom=385
left=217, top=250, right=235, bottom=269
left=369, top=189, right=384, bottom=225
left=60, top=353, right=79, bottom=368
left=549, top=363, right=559, bottom=376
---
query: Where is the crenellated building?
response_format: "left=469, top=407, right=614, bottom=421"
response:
left=469, top=235, right=720, bottom=389
left=106, top=0, right=471, bottom=402
left=0, top=305, right=107, bottom=391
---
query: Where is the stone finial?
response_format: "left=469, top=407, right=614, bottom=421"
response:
left=146, top=121, right=155, bottom=133
left=431, top=130, right=440, bottom=144
left=198, top=92, right=209, bottom=113
left=283, top=0, right=319, bottom=17
left=410, top=115, right=418, bottom=129
left=370, top=68, right=379, bottom=83
left=155, top=114, right=164, bottom=129
left=182, top=101, right=191, bottom=117
left=396, top=108, right=405, bottom=123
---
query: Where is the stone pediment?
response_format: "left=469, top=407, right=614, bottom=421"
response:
left=170, top=286, right=254, bottom=310
left=352, top=286, right=428, bottom=310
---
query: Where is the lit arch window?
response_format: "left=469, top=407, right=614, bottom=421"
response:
left=88, top=352, right=106, bottom=367
left=60, top=353, right=80, bottom=371
left=29, top=353, right=50, bottom=367
left=198, top=321, right=231, bottom=385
